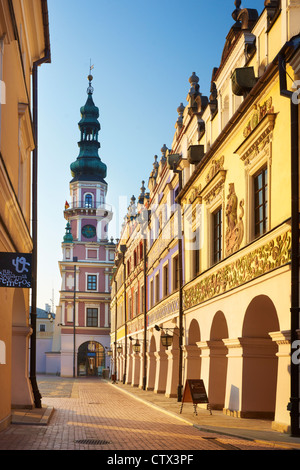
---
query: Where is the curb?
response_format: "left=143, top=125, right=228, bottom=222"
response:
left=108, top=381, right=300, bottom=451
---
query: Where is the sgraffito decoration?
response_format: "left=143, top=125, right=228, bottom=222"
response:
left=243, top=96, right=274, bottom=138
left=183, top=230, right=291, bottom=309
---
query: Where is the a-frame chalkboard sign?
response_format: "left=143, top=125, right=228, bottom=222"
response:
left=180, top=379, right=212, bottom=416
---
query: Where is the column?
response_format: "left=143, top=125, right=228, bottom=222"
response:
left=146, top=351, right=156, bottom=391
left=131, top=352, right=140, bottom=387
left=154, top=350, right=168, bottom=394
left=269, top=330, right=292, bottom=432
left=182, top=344, right=201, bottom=385
left=165, top=348, right=179, bottom=398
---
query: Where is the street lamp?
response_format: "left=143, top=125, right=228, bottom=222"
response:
left=129, top=336, right=142, bottom=353
left=154, top=325, right=181, bottom=348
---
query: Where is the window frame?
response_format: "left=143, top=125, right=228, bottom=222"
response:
left=212, top=206, right=223, bottom=264
left=86, top=307, right=99, bottom=327
left=253, top=166, right=268, bottom=239
left=87, top=274, right=97, bottom=291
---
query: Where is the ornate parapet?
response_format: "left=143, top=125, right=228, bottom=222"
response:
left=183, top=227, right=291, bottom=310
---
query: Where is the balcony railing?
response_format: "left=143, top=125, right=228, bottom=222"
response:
left=65, top=201, right=112, bottom=212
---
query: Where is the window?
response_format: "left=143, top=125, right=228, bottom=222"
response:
left=128, top=295, right=132, bottom=319
left=140, top=284, right=144, bottom=313
left=87, top=275, right=97, bottom=290
left=174, top=186, right=179, bottom=202
left=150, top=279, right=154, bottom=309
left=39, top=324, right=46, bottom=332
left=85, top=194, right=93, bottom=208
left=193, top=228, right=200, bottom=276
left=155, top=273, right=160, bottom=303
left=140, top=242, right=143, bottom=261
left=173, top=255, right=179, bottom=291
left=213, top=208, right=222, bottom=263
left=87, top=308, right=98, bottom=327
left=163, top=263, right=169, bottom=297
left=254, top=167, right=268, bottom=238
left=135, top=290, right=138, bottom=315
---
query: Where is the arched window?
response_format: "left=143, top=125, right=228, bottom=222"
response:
left=85, top=194, right=93, bottom=208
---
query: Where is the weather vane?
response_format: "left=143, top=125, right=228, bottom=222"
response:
left=87, top=60, right=94, bottom=94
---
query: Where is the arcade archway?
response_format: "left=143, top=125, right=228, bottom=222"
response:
left=77, top=341, right=105, bottom=376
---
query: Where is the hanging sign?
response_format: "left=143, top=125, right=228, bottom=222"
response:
left=0, top=253, right=32, bottom=288
left=180, top=379, right=212, bottom=415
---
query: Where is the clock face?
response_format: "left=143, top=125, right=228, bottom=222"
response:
left=82, top=224, right=96, bottom=239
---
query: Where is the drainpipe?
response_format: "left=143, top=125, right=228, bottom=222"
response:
left=30, top=1, right=51, bottom=409
left=142, top=234, right=147, bottom=390
left=173, top=169, right=183, bottom=402
left=278, top=51, right=300, bottom=437
left=114, top=278, right=118, bottom=382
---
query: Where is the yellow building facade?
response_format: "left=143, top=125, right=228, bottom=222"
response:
left=111, top=1, right=300, bottom=435
left=0, top=0, right=50, bottom=431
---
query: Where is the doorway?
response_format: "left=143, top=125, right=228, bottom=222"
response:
left=77, top=341, right=105, bottom=376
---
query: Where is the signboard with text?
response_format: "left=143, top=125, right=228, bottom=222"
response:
left=0, top=253, right=32, bottom=288
left=180, top=379, right=212, bottom=415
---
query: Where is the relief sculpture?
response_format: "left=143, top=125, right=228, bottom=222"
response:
left=225, top=183, right=244, bottom=256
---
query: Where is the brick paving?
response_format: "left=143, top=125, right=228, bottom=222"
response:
left=0, top=376, right=291, bottom=452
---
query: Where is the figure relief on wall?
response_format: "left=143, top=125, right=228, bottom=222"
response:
left=225, top=183, right=244, bottom=256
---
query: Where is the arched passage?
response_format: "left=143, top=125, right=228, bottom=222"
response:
left=185, top=319, right=201, bottom=380
left=241, top=295, right=279, bottom=418
left=77, top=341, right=105, bottom=376
left=208, top=311, right=228, bottom=410
left=11, top=289, right=33, bottom=407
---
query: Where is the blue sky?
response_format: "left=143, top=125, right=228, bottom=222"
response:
left=37, top=0, right=264, bottom=311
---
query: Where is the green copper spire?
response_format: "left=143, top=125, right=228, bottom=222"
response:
left=63, top=222, right=73, bottom=243
left=70, top=73, right=107, bottom=183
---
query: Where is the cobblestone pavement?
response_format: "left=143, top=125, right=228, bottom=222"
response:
left=0, top=376, right=292, bottom=455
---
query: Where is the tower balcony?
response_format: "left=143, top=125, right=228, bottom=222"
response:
left=64, top=201, right=113, bottom=219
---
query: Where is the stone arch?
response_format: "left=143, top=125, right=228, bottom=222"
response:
left=241, top=295, right=279, bottom=418
left=77, top=341, right=105, bottom=376
left=11, top=289, right=33, bottom=407
left=185, top=319, right=201, bottom=380
left=208, top=311, right=229, bottom=409
left=188, top=319, right=200, bottom=344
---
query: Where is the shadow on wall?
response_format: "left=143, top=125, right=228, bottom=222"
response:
left=228, top=385, right=240, bottom=412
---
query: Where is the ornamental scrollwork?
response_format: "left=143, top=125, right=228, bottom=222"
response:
left=183, top=230, right=291, bottom=309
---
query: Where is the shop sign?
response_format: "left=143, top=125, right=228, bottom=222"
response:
left=0, top=253, right=32, bottom=288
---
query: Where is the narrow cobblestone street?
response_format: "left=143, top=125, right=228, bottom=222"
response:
left=0, top=375, right=293, bottom=457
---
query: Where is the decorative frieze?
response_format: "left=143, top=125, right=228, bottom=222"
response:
left=183, top=229, right=291, bottom=310
left=243, top=97, right=274, bottom=138
left=147, top=295, right=179, bottom=326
